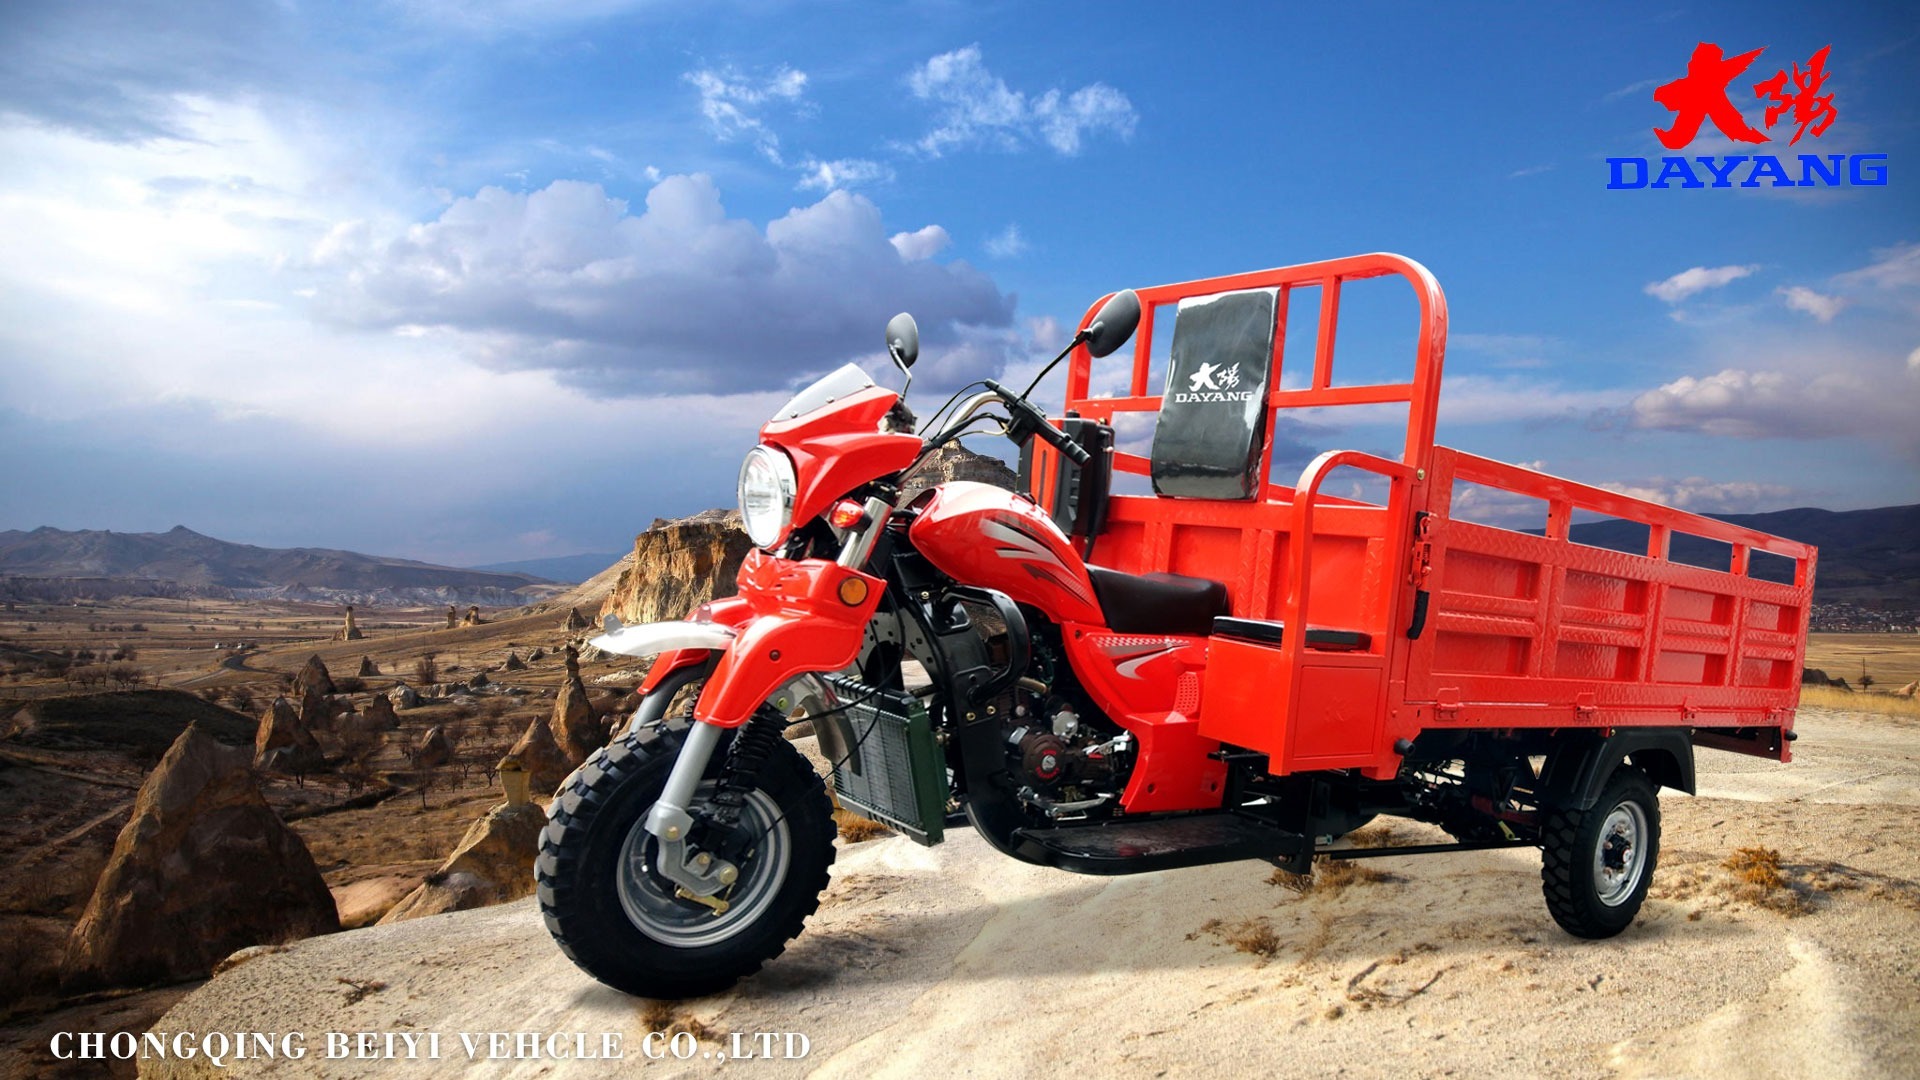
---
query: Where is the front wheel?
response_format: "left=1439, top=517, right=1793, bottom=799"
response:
left=537, top=720, right=836, bottom=998
left=1540, top=767, right=1660, bottom=939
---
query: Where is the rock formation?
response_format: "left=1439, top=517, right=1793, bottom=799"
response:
left=389, top=683, right=420, bottom=710
left=469, top=670, right=492, bottom=690
left=564, top=606, right=591, bottom=631
left=900, top=441, right=1020, bottom=502
left=527, top=647, right=546, bottom=662
left=254, top=697, right=322, bottom=775
left=335, top=604, right=364, bottom=642
left=503, top=651, right=526, bottom=671
left=446, top=604, right=458, bottom=630
left=414, top=725, right=453, bottom=769
left=292, top=654, right=334, bottom=699
left=359, top=692, right=399, bottom=732
left=599, top=509, right=753, bottom=627
left=377, top=801, right=546, bottom=924
left=61, top=725, right=338, bottom=991
left=507, top=715, right=574, bottom=792
left=357, top=655, right=379, bottom=677
left=463, top=605, right=483, bottom=626
left=551, top=645, right=600, bottom=764
left=1897, top=681, right=1918, bottom=698
left=298, top=683, right=334, bottom=733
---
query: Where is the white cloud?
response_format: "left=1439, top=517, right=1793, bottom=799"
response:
left=1625, top=366, right=1915, bottom=445
left=1597, top=478, right=1794, bottom=515
left=307, top=175, right=1015, bottom=395
left=1644, top=264, right=1759, bottom=304
left=889, top=225, right=950, bottom=262
left=984, top=224, right=1028, bottom=259
left=795, top=156, right=893, bottom=192
left=1777, top=285, right=1847, bottom=322
left=1909, top=345, right=1920, bottom=373
left=906, top=46, right=1136, bottom=158
left=1437, top=375, right=1631, bottom=424
left=683, top=65, right=808, bottom=164
left=1835, top=241, right=1920, bottom=291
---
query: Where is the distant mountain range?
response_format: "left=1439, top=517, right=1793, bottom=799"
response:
left=0, top=526, right=555, bottom=607
left=469, top=552, right=627, bottom=585
left=3, top=503, right=1914, bottom=611
left=1556, top=504, right=1920, bottom=608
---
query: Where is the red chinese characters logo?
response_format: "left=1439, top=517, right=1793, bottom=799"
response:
left=1653, top=42, right=1837, bottom=150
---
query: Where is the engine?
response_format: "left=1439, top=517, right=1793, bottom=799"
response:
left=999, top=687, right=1133, bottom=819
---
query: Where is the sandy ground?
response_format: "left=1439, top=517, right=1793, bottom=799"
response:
left=57, top=704, right=1920, bottom=1079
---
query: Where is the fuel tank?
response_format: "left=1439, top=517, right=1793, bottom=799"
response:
left=908, top=481, right=1106, bottom=626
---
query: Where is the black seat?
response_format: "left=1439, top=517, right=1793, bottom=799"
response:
left=1213, top=616, right=1371, bottom=652
left=1087, top=565, right=1230, bottom=636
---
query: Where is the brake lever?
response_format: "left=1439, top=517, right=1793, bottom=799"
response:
left=983, top=378, right=1088, bottom=466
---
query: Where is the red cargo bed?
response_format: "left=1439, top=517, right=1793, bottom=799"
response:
left=1031, top=253, right=1814, bottom=781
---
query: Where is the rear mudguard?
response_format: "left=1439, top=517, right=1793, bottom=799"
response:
left=618, top=551, right=886, bottom=726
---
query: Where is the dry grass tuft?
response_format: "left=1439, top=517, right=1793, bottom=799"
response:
left=1192, top=916, right=1284, bottom=962
left=1724, top=847, right=1786, bottom=889
left=833, top=808, right=892, bottom=844
left=639, top=1000, right=716, bottom=1040
left=1719, top=846, right=1814, bottom=915
left=1799, top=685, right=1920, bottom=721
left=1342, top=825, right=1400, bottom=849
left=1271, top=856, right=1397, bottom=896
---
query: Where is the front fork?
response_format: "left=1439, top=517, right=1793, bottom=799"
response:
left=642, top=493, right=896, bottom=900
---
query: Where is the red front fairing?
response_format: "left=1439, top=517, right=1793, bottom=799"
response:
left=761, top=384, right=920, bottom=537
left=689, top=550, right=884, bottom=724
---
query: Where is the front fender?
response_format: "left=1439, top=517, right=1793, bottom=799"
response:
left=589, top=617, right=737, bottom=659
left=697, top=554, right=886, bottom=725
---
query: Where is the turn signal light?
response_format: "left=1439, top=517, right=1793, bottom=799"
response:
left=828, top=500, right=867, bottom=530
left=837, top=577, right=871, bottom=606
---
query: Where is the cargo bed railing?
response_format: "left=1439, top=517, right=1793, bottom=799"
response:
left=1409, top=444, right=1817, bottom=751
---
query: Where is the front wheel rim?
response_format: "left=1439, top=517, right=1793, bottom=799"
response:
left=1592, top=801, right=1649, bottom=907
left=616, top=783, right=792, bottom=947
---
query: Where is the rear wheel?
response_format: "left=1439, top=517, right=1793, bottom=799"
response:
left=1540, top=767, right=1660, bottom=939
left=537, top=718, right=836, bottom=998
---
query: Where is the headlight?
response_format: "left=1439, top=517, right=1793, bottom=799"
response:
left=737, top=445, right=797, bottom=548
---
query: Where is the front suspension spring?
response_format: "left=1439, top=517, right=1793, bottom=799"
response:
left=707, top=707, right=786, bottom=826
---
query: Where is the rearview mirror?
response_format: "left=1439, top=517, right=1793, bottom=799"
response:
left=885, top=312, right=919, bottom=369
left=1084, top=289, right=1141, bottom=359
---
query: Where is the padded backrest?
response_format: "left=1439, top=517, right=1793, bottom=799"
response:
left=1150, top=288, right=1277, bottom=499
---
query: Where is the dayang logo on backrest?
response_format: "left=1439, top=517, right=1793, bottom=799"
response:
left=1170, top=361, right=1257, bottom=405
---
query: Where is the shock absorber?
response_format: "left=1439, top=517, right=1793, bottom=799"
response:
left=707, top=707, right=787, bottom=828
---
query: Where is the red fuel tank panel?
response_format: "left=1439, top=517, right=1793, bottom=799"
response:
left=908, top=482, right=1106, bottom=626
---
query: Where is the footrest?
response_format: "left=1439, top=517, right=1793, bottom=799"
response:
left=1213, top=617, right=1371, bottom=652
left=1011, top=813, right=1305, bottom=875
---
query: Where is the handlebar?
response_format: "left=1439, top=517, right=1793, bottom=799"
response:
left=983, top=380, right=1090, bottom=467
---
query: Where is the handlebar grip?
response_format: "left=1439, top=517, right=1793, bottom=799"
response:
left=1055, top=432, right=1092, bottom=467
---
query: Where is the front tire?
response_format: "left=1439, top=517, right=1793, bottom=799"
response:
left=1540, top=766, right=1660, bottom=939
left=537, top=721, right=836, bottom=998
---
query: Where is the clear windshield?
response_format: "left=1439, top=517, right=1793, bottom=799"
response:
left=771, top=363, right=877, bottom=423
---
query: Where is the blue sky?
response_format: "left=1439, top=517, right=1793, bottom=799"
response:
left=1, top=1, right=1915, bottom=565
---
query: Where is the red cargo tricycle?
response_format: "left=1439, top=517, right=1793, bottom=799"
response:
left=538, top=253, right=1815, bottom=999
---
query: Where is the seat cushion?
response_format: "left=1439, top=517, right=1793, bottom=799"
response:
left=1087, top=565, right=1231, bottom=636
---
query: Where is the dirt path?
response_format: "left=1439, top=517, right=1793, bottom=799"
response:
left=117, top=706, right=1920, bottom=1079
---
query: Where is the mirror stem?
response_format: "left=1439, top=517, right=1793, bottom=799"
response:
left=1020, top=328, right=1090, bottom=400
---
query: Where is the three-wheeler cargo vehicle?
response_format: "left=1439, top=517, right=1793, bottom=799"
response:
left=538, top=253, right=1816, bottom=999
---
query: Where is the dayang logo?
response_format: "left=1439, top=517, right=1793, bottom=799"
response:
left=1172, top=361, right=1256, bottom=404
left=1609, top=42, right=1887, bottom=189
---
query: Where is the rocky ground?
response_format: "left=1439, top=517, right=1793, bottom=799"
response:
left=24, top=701, right=1903, bottom=1080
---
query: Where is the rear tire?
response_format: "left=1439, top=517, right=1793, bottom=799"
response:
left=1540, top=767, right=1660, bottom=939
left=537, top=721, right=836, bottom=998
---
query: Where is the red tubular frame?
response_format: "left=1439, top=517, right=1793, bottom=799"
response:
left=1033, top=253, right=1813, bottom=782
